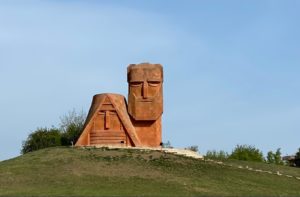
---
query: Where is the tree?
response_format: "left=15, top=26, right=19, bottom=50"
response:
left=21, top=127, right=62, bottom=154
left=267, top=151, right=275, bottom=163
left=60, top=109, right=86, bottom=146
left=266, top=148, right=283, bottom=165
left=229, top=144, right=264, bottom=162
left=162, top=141, right=173, bottom=148
left=295, top=148, right=300, bottom=167
left=185, top=145, right=199, bottom=152
left=274, top=148, right=283, bottom=165
left=21, top=109, right=86, bottom=154
left=296, top=148, right=300, bottom=159
left=205, top=150, right=229, bottom=160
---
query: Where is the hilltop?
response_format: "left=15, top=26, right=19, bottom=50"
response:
left=0, top=147, right=300, bottom=196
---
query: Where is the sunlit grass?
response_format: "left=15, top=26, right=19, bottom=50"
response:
left=0, top=147, right=300, bottom=196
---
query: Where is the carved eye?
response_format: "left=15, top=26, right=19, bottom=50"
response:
left=148, top=81, right=161, bottom=87
left=109, top=111, right=117, bottom=115
left=98, top=111, right=105, bottom=115
left=130, top=82, right=143, bottom=87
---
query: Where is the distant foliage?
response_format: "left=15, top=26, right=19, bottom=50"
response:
left=274, top=148, right=283, bottom=165
left=162, top=141, right=173, bottom=148
left=266, top=148, right=283, bottom=165
left=205, top=150, right=229, bottom=160
left=60, top=109, right=86, bottom=146
left=267, top=151, right=275, bottom=163
left=296, top=148, right=300, bottom=160
left=21, top=128, right=62, bottom=154
left=21, top=109, right=86, bottom=154
left=229, top=144, right=264, bottom=162
left=295, top=148, right=300, bottom=167
left=185, top=145, right=199, bottom=152
left=60, top=109, right=86, bottom=133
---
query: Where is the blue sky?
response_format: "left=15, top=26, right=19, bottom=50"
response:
left=0, top=0, right=299, bottom=161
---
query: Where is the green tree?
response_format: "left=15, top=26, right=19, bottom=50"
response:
left=185, top=145, right=199, bottom=152
left=162, top=141, right=173, bottom=148
left=21, top=109, right=86, bottom=154
left=205, top=150, right=229, bottom=160
left=295, top=148, right=300, bottom=167
left=60, top=109, right=86, bottom=146
left=296, top=148, right=300, bottom=159
left=229, top=144, right=264, bottom=162
left=274, top=148, right=283, bottom=165
left=267, top=151, right=275, bottom=163
left=266, top=148, right=283, bottom=165
left=21, top=127, right=62, bottom=154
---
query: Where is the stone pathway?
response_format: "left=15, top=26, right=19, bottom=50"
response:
left=89, top=145, right=204, bottom=159
left=162, top=148, right=204, bottom=159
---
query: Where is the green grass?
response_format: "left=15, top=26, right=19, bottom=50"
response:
left=0, top=147, right=300, bottom=196
left=223, top=159, right=300, bottom=178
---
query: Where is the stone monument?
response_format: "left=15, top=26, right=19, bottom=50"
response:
left=127, top=63, right=163, bottom=147
left=75, top=63, right=163, bottom=147
left=75, top=94, right=141, bottom=147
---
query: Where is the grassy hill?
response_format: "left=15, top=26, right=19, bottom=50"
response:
left=1, top=147, right=300, bottom=196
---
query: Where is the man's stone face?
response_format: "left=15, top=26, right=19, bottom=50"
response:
left=127, top=63, right=163, bottom=121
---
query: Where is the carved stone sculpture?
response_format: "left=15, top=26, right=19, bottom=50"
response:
left=76, top=63, right=163, bottom=147
left=76, top=94, right=141, bottom=147
left=127, top=63, right=163, bottom=147
left=127, top=63, right=163, bottom=120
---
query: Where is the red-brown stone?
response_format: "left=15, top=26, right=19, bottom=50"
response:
left=76, top=63, right=163, bottom=148
left=75, top=94, right=141, bottom=147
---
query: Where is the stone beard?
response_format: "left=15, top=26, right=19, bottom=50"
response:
left=127, top=63, right=163, bottom=147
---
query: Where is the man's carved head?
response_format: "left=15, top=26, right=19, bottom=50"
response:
left=127, top=63, right=163, bottom=121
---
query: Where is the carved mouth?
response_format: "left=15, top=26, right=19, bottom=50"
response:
left=136, top=98, right=154, bottom=102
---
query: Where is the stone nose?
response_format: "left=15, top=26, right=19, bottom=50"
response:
left=104, top=111, right=110, bottom=129
left=142, top=82, right=148, bottom=99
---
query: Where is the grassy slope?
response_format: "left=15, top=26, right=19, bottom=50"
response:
left=0, top=147, right=300, bottom=197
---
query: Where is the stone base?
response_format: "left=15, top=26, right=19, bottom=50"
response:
left=75, top=145, right=204, bottom=159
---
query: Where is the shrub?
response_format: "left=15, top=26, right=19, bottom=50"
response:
left=274, top=148, right=283, bottom=165
left=61, top=122, right=84, bottom=146
left=205, top=150, right=229, bottom=160
left=267, top=148, right=283, bottom=165
left=60, top=109, right=86, bottom=146
left=21, top=109, right=86, bottom=154
left=229, top=144, right=264, bottom=162
left=267, top=151, right=275, bottom=163
left=296, top=148, right=300, bottom=160
left=185, top=145, right=199, bottom=152
left=162, top=141, right=173, bottom=148
left=295, top=148, right=300, bottom=167
left=21, top=127, right=62, bottom=154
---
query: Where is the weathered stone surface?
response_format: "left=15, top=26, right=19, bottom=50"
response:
left=127, top=63, right=163, bottom=147
left=76, top=63, right=163, bottom=148
left=127, top=63, right=163, bottom=121
left=76, top=94, right=141, bottom=147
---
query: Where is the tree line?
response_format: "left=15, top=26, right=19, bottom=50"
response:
left=205, top=145, right=300, bottom=167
